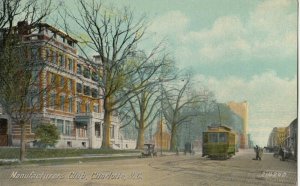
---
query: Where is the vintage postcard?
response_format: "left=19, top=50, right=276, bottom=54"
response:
left=0, top=0, right=297, bottom=185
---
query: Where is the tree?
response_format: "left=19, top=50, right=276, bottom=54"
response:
left=119, top=52, right=175, bottom=149
left=161, top=76, right=204, bottom=151
left=176, top=89, right=215, bottom=149
left=64, top=0, right=166, bottom=149
left=34, top=124, right=60, bottom=148
left=0, top=0, right=52, bottom=161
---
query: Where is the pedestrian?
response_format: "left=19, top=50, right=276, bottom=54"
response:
left=258, top=147, right=263, bottom=160
left=279, top=146, right=285, bottom=161
left=253, top=145, right=259, bottom=160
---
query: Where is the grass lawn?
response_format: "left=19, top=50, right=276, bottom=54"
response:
left=0, top=147, right=138, bottom=159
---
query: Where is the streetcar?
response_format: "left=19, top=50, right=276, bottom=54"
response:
left=202, top=125, right=237, bottom=159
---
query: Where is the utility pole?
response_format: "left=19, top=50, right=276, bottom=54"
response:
left=218, top=105, right=222, bottom=126
left=160, top=81, right=163, bottom=156
left=161, top=116, right=163, bottom=155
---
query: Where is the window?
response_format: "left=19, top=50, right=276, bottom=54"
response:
left=91, top=88, right=98, bottom=98
left=57, top=119, right=64, bottom=134
left=93, top=104, right=99, bottom=113
left=76, top=101, right=81, bottom=113
left=31, top=48, right=39, bottom=61
left=67, top=40, right=73, bottom=47
left=65, top=121, right=72, bottom=136
left=84, top=86, right=90, bottom=96
left=95, top=122, right=101, bottom=138
left=77, top=64, right=82, bottom=74
left=76, top=83, right=82, bottom=93
left=50, top=93, right=56, bottom=109
left=52, top=51, right=57, bottom=63
left=83, top=67, right=90, bottom=79
left=27, top=89, right=39, bottom=108
left=50, top=118, right=55, bottom=124
left=48, top=73, right=55, bottom=84
left=76, top=123, right=87, bottom=137
left=67, top=79, right=73, bottom=90
left=45, top=48, right=50, bottom=61
left=68, top=58, right=74, bottom=71
left=60, top=95, right=65, bottom=111
left=86, top=103, right=90, bottom=113
left=60, top=76, right=65, bottom=87
left=32, top=90, right=39, bottom=108
left=219, top=133, right=227, bottom=143
left=68, top=97, right=73, bottom=112
left=91, top=71, right=99, bottom=82
left=208, top=133, right=218, bottom=143
left=31, top=119, right=39, bottom=133
left=59, top=54, right=65, bottom=67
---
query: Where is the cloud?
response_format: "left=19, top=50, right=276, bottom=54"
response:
left=146, top=0, right=297, bottom=146
left=150, top=0, right=296, bottom=66
left=149, top=10, right=189, bottom=38
left=194, top=71, right=297, bottom=146
left=249, top=0, right=296, bottom=33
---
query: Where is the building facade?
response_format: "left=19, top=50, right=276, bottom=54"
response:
left=0, top=22, right=134, bottom=149
left=268, top=119, right=297, bottom=159
left=227, top=101, right=249, bottom=149
left=154, top=120, right=170, bottom=151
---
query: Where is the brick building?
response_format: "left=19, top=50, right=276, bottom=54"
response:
left=227, top=101, right=249, bottom=149
left=0, top=22, right=134, bottom=149
left=154, top=120, right=170, bottom=151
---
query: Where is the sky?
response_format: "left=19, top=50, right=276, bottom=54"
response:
left=62, top=0, right=297, bottom=146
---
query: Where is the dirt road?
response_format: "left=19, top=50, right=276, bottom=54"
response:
left=0, top=149, right=297, bottom=186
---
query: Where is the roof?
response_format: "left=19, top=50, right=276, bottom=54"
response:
left=38, top=23, right=78, bottom=43
left=206, top=125, right=233, bottom=132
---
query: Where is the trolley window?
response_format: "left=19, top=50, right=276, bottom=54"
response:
left=208, top=133, right=218, bottom=143
left=219, top=133, right=227, bottom=143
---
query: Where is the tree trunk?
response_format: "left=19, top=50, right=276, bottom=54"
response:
left=170, top=125, right=177, bottom=151
left=102, top=97, right=112, bottom=149
left=101, top=96, right=112, bottom=149
left=19, top=120, right=26, bottom=162
left=136, top=126, right=145, bottom=149
left=102, top=111, right=112, bottom=149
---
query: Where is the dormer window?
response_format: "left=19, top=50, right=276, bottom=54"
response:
left=67, top=40, right=73, bottom=47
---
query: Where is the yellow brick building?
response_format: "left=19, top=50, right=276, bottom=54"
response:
left=227, top=101, right=249, bottom=148
left=0, top=22, right=128, bottom=149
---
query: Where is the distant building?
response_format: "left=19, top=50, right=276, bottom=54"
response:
left=267, top=119, right=297, bottom=159
left=154, top=120, right=170, bottom=150
left=227, top=101, right=249, bottom=149
left=282, top=119, right=297, bottom=159
left=267, top=127, right=286, bottom=147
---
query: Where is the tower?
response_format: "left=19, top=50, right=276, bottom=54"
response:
left=227, top=101, right=249, bottom=149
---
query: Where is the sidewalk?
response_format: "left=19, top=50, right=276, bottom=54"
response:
left=0, top=151, right=178, bottom=164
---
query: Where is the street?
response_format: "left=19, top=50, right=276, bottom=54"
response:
left=0, top=149, right=297, bottom=186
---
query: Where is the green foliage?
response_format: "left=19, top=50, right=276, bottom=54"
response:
left=34, top=124, right=60, bottom=148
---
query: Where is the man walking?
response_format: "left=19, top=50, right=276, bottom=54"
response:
left=253, top=145, right=263, bottom=160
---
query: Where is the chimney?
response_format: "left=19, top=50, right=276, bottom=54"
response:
left=17, top=21, right=30, bottom=35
